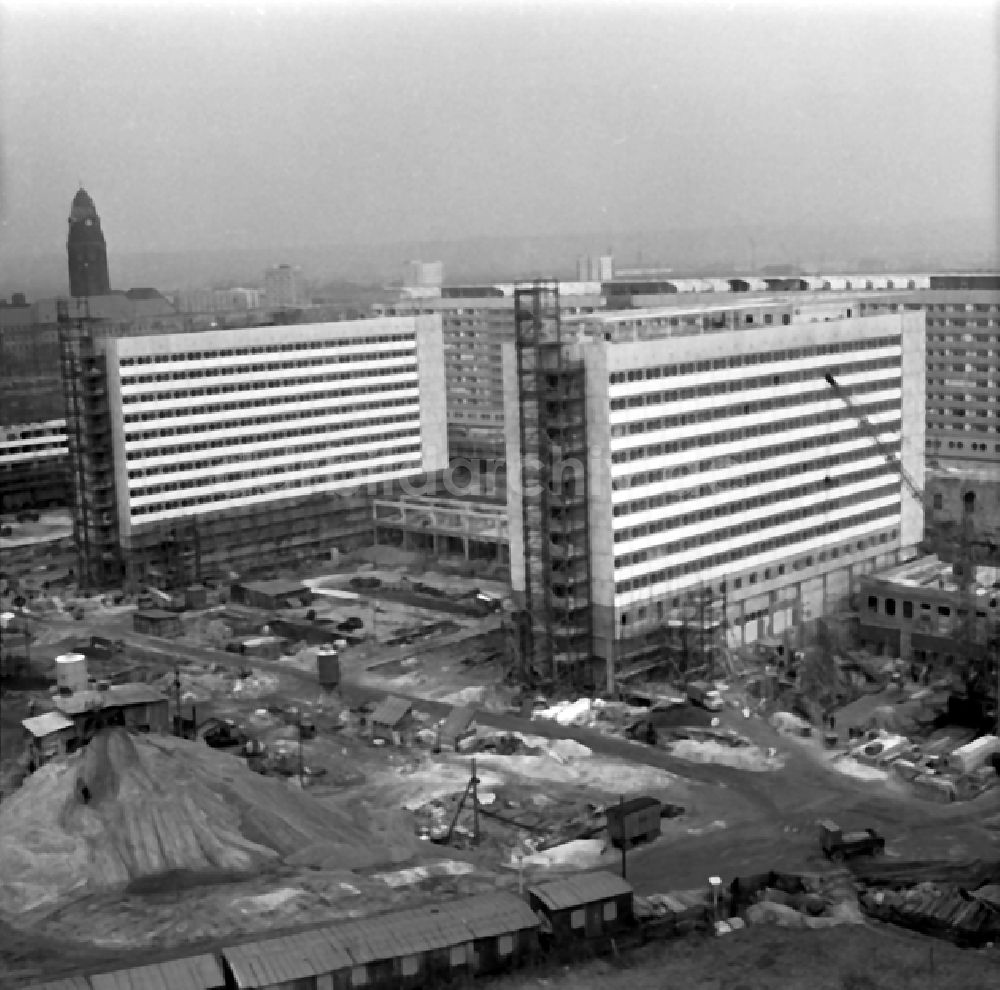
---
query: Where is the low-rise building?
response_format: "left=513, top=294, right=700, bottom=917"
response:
left=52, top=683, right=170, bottom=736
left=229, top=579, right=312, bottom=611
left=527, top=870, right=634, bottom=941
left=132, top=608, right=183, bottom=638
left=857, top=554, right=1000, bottom=665
left=22, top=711, right=76, bottom=766
left=369, top=695, right=414, bottom=745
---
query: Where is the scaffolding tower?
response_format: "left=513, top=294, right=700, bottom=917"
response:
left=512, top=281, right=594, bottom=690
left=57, top=300, right=123, bottom=589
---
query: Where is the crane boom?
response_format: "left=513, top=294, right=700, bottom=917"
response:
left=823, top=373, right=923, bottom=505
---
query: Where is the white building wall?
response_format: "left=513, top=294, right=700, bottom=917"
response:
left=577, top=308, right=923, bottom=660
left=101, top=317, right=446, bottom=529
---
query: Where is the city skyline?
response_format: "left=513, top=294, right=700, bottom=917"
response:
left=1, top=0, right=996, bottom=274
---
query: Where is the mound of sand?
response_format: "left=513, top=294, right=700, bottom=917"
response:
left=0, top=728, right=410, bottom=916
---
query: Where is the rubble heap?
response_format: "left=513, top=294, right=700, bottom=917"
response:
left=0, top=727, right=401, bottom=916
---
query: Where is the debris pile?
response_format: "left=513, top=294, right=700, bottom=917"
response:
left=0, top=727, right=412, bottom=916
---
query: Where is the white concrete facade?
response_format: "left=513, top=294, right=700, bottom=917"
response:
left=95, top=316, right=447, bottom=539
left=507, top=299, right=926, bottom=669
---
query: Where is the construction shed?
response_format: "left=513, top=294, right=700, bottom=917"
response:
left=439, top=704, right=476, bottom=750
left=132, top=608, right=182, bottom=638
left=528, top=870, right=634, bottom=941
left=22, top=710, right=76, bottom=767
left=23, top=978, right=92, bottom=990
left=605, top=796, right=662, bottom=849
left=220, top=892, right=540, bottom=989
left=229, top=579, right=312, bottom=611
left=88, top=953, right=226, bottom=990
left=370, top=695, right=414, bottom=745
left=52, top=683, right=170, bottom=736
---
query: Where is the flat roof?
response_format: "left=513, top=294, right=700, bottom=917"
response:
left=22, top=711, right=74, bottom=737
left=529, top=870, right=633, bottom=911
left=53, top=683, right=167, bottom=716
left=233, top=579, right=309, bottom=597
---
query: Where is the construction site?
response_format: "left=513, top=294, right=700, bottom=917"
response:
left=0, top=292, right=998, bottom=988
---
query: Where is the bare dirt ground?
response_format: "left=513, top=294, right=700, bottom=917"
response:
left=488, top=926, right=1000, bottom=990
left=3, top=543, right=1000, bottom=986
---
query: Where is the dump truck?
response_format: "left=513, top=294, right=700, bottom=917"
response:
left=687, top=680, right=724, bottom=712
left=819, top=819, right=885, bottom=862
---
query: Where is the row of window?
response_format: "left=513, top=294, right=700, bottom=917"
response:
left=118, top=335, right=414, bottom=366
left=611, top=427, right=900, bottom=492
left=612, top=509, right=899, bottom=594
left=121, top=366, right=417, bottom=404
left=611, top=400, right=899, bottom=465
left=612, top=483, right=899, bottom=568
left=130, top=459, right=419, bottom=518
left=124, top=416, right=421, bottom=470
left=617, top=530, right=899, bottom=618
left=130, top=441, right=423, bottom=498
left=127, top=430, right=421, bottom=482
left=612, top=463, right=896, bottom=539
left=611, top=443, right=900, bottom=519
left=607, top=337, right=901, bottom=384
left=122, top=385, right=418, bottom=426
left=122, top=399, right=419, bottom=443
left=120, top=353, right=415, bottom=387
left=610, top=360, right=899, bottom=410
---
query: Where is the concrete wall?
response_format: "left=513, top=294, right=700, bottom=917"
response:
left=899, top=310, right=926, bottom=547
left=415, top=314, right=449, bottom=474
left=502, top=341, right=525, bottom=598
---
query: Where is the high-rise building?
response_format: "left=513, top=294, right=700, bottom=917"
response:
left=374, top=281, right=604, bottom=470
left=58, top=311, right=447, bottom=589
left=264, top=264, right=306, bottom=309
left=504, top=286, right=925, bottom=692
left=402, top=260, right=444, bottom=289
left=67, top=187, right=111, bottom=298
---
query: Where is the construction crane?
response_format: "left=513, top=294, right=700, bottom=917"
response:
left=824, top=373, right=998, bottom=713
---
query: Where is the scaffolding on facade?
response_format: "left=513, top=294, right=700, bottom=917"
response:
left=512, top=281, right=594, bottom=691
left=613, top=580, right=732, bottom=692
left=57, top=300, right=123, bottom=590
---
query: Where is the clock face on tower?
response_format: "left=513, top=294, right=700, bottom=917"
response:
left=85, top=219, right=93, bottom=226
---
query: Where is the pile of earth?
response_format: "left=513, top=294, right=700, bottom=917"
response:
left=0, top=727, right=411, bottom=916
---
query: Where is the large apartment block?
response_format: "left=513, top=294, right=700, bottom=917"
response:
left=59, top=313, right=447, bottom=588
left=504, top=287, right=926, bottom=692
left=374, top=282, right=604, bottom=467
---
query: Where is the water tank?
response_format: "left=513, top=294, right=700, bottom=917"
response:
left=55, top=653, right=89, bottom=693
left=316, top=645, right=341, bottom=690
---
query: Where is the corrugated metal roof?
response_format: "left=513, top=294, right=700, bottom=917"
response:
left=371, top=695, right=412, bottom=727
left=529, top=871, right=633, bottom=911
left=22, top=711, right=74, bottom=737
left=89, top=954, right=223, bottom=990
left=440, top=705, right=475, bottom=741
left=223, top=931, right=351, bottom=987
left=23, top=979, right=92, bottom=990
left=454, top=892, right=541, bottom=938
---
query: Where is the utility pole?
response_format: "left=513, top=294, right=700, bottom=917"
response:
left=173, top=665, right=181, bottom=737
left=471, top=758, right=480, bottom=845
left=619, top=794, right=627, bottom=880
left=298, top=715, right=305, bottom=789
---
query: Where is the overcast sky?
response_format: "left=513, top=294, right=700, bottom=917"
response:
left=1, top=0, right=996, bottom=256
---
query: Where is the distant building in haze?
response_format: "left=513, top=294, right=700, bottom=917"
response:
left=67, top=187, right=111, bottom=298
left=264, top=264, right=306, bottom=309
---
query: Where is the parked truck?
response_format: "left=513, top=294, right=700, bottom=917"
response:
left=819, top=819, right=885, bottom=862
left=687, top=680, right=724, bottom=712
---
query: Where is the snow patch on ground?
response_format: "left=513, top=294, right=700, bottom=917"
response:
left=373, top=860, right=475, bottom=888
left=516, top=838, right=607, bottom=871
left=667, top=739, right=784, bottom=771
left=461, top=751, right=676, bottom=792
left=232, top=888, right=302, bottom=914
left=829, top=756, right=891, bottom=782
left=437, top=686, right=486, bottom=706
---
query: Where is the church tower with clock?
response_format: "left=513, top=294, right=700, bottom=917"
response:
left=67, top=187, right=111, bottom=297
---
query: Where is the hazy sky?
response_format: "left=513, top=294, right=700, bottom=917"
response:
left=1, top=0, right=997, bottom=256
